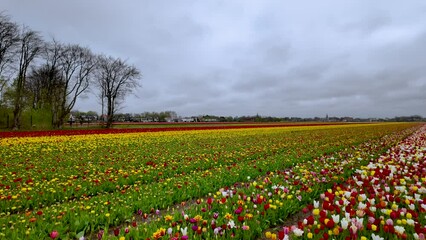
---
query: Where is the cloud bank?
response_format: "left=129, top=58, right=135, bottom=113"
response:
left=3, top=1, right=426, bottom=117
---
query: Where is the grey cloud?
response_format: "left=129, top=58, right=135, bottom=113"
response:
left=3, top=0, right=426, bottom=118
left=337, top=11, right=391, bottom=36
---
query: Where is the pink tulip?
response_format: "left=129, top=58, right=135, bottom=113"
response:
left=282, top=226, right=290, bottom=234
left=50, top=230, right=59, bottom=239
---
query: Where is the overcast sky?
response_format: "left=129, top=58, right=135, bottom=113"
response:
left=3, top=1, right=426, bottom=118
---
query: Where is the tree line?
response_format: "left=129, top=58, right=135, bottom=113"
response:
left=69, top=111, right=178, bottom=123
left=0, top=13, right=141, bottom=129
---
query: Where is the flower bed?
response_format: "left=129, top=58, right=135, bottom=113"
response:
left=109, top=125, right=419, bottom=240
left=0, top=123, right=420, bottom=239
left=271, top=125, right=426, bottom=240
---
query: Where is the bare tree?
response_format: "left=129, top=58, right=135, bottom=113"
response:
left=26, top=63, right=63, bottom=109
left=51, top=44, right=97, bottom=128
left=41, top=40, right=66, bottom=127
left=96, top=55, right=141, bottom=128
left=12, top=26, right=43, bottom=129
left=0, top=13, right=19, bottom=101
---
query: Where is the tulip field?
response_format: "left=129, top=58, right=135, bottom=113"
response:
left=0, top=123, right=425, bottom=239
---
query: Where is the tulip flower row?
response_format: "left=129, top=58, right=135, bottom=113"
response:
left=105, top=124, right=419, bottom=240
left=274, top=124, right=426, bottom=240
left=1, top=124, right=400, bottom=215
left=1, top=125, right=374, bottom=213
left=0, top=123, right=419, bottom=239
left=0, top=122, right=344, bottom=138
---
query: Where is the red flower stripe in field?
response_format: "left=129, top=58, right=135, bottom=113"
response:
left=0, top=123, right=348, bottom=138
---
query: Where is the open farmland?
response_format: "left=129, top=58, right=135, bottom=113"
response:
left=0, top=123, right=424, bottom=239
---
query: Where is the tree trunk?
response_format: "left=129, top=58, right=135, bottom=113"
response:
left=51, top=103, right=61, bottom=129
left=51, top=106, right=57, bottom=129
left=106, top=97, right=114, bottom=128
left=12, top=103, right=21, bottom=130
left=57, top=116, right=64, bottom=129
left=12, top=78, right=24, bottom=130
left=56, top=108, right=70, bottom=129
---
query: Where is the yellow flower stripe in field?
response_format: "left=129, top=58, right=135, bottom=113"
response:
left=0, top=123, right=395, bottom=146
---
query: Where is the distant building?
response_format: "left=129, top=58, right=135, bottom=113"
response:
left=68, top=114, right=75, bottom=124
left=182, top=117, right=199, bottom=122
